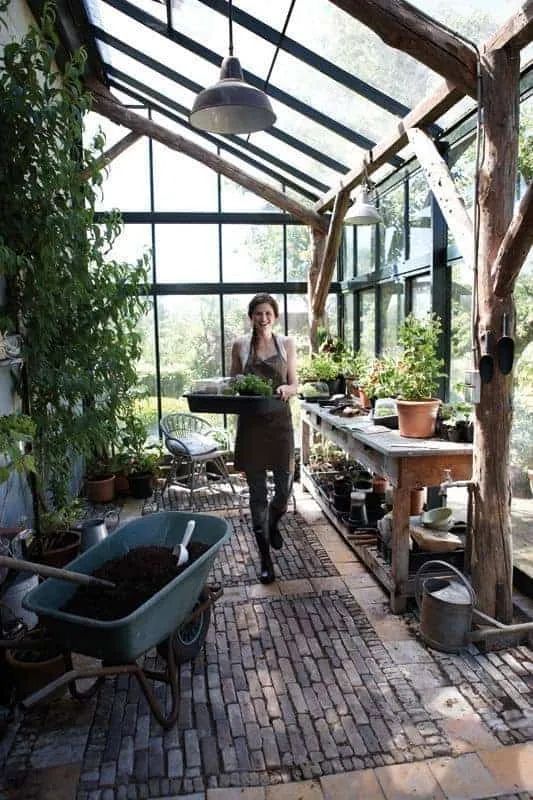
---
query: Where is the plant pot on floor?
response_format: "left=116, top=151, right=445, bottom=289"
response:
left=114, top=472, right=130, bottom=497
left=396, top=399, right=441, bottom=439
left=128, top=472, right=154, bottom=499
left=86, top=474, right=115, bottom=504
left=6, top=628, right=66, bottom=701
left=34, top=530, right=81, bottom=569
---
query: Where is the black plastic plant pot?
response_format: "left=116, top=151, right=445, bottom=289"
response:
left=128, top=472, right=154, bottom=499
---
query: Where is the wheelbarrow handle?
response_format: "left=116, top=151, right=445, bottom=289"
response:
left=0, top=555, right=116, bottom=589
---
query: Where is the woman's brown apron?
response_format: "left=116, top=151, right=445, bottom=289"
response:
left=234, top=334, right=294, bottom=473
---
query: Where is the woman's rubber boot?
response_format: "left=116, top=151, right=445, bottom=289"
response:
left=269, top=518, right=283, bottom=551
left=254, top=527, right=275, bottom=584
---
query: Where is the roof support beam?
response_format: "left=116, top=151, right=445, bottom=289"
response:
left=316, top=2, right=533, bottom=214
left=312, top=187, right=351, bottom=316
left=315, top=79, right=463, bottom=212
left=328, top=0, right=477, bottom=95
left=87, top=80, right=329, bottom=232
left=492, top=181, right=533, bottom=297
left=80, top=131, right=141, bottom=179
left=406, top=127, right=473, bottom=267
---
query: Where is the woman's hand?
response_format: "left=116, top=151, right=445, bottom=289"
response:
left=277, top=384, right=294, bottom=402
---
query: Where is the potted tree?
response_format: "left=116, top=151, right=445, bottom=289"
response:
left=394, top=314, right=445, bottom=439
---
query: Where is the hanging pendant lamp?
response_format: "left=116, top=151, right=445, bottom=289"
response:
left=344, top=167, right=383, bottom=225
left=189, top=0, right=276, bottom=134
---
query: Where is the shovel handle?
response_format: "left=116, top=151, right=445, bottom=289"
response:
left=0, top=555, right=116, bottom=589
left=181, top=520, right=196, bottom=549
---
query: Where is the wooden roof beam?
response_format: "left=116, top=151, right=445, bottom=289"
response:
left=80, top=131, right=141, bottom=180
left=315, top=80, right=462, bottom=213
left=312, top=187, right=352, bottom=317
left=492, top=181, right=533, bottom=297
left=406, top=127, right=473, bottom=267
left=316, top=2, right=533, bottom=215
left=86, top=80, right=329, bottom=233
left=328, top=0, right=477, bottom=96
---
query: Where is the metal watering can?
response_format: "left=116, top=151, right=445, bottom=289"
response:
left=415, top=560, right=475, bottom=653
left=76, top=509, right=121, bottom=552
left=415, top=560, right=533, bottom=652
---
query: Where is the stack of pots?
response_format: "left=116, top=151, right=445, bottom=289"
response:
left=333, top=475, right=352, bottom=513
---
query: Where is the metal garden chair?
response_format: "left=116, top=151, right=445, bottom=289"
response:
left=159, top=413, right=235, bottom=509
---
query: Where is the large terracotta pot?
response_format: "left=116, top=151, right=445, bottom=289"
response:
left=396, top=399, right=441, bottom=439
left=86, top=474, right=115, bottom=504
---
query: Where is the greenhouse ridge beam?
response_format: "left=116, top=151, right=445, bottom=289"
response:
left=196, top=0, right=411, bottom=118
left=95, top=33, right=350, bottom=174
left=88, top=80, right=329, bottom=232
left=100, top=0, right=399, bottom=159
left=105, top=71, right=326, bottom=197
left=328, top=0, right=477, bottom=96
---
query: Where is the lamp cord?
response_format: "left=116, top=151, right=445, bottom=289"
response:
left=228, top=0, right=233, bottom=56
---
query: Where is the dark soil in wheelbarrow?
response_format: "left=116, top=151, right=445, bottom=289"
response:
left=62, top=543, right=210, bottom=621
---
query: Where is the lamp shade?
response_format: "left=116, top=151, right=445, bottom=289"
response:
left=190, top=56, right=276, bottom=134
left=344, top=189, right=383, bottom=225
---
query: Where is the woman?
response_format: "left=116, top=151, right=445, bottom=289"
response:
left=230, top=294, right=298, bottom=584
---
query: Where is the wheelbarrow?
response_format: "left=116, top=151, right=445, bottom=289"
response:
left=2, top=511, right=229, bottom=728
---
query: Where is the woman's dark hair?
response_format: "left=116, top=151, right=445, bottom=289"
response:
left=248, top=293, right=279, bottom=319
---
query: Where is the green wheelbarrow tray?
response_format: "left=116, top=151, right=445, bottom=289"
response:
left=23, top=511, right=230, bottom=665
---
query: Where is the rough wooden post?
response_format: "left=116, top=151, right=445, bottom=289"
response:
left=472, top=47, right=520, bottom=622
left=308, top=228, right=326, bottom=352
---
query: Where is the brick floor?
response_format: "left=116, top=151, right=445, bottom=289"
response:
left=1, top=496, right=532, bottom=800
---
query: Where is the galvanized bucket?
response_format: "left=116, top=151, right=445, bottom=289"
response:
left=415, top=560, right=476, bottom=653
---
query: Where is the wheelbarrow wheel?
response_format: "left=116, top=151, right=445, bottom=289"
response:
left=157, top=589, right=211, bottom=665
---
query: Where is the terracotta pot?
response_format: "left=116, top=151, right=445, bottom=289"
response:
left=6, top=630, right=66, bottom=701
left=410, top=488, right=426, bottom=515
left=396, top=399, right=441, bottom=438
left=38, top=530, right=81, bottom=569
left=86, top=474, right=115, bottom=504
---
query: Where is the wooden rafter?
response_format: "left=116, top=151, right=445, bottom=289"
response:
left=86, top=80, right=329, bottom=233
left=328, top=0, right=477, bottom=95
left=484, top=0, right=533, bottom=51
left=317, top=2, right=533, bottom=215
left=492, top=181, right=533, bottom=297
left=308, top=229, right=327, bottom=352
left=80, top=131, right=141, bottom=180
left=406, top=127, right=473, bottom=266
left=315, top=80, right=462, bottom=213
left=312, top=188, right=352, bottom=317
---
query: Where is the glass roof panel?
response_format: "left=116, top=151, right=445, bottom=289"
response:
left=249, top=131, right=340, bottom=189
left=286, top=0, right=442, bottom=108
left=96, top=42, right=197, bottom=109
left=85, top=1, right=216, bottom=86
left=409, top=0, right=520, bottom=40
left=269, top=50, right=397, bottom=142
left=170, top=0, right=277, bottom=78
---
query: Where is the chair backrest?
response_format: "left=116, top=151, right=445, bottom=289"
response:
left=160, top=413, right=212, bottom=440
